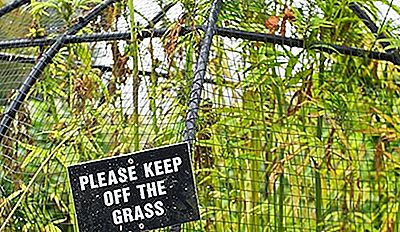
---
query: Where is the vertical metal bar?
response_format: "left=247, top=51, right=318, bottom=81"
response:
left=0, top=0, right=118, bottom=144
left=184, top=0, right=222, bottom=144
left=170, top=0, right=223, bottom=231
left=0, top=0, right=29, bottom=18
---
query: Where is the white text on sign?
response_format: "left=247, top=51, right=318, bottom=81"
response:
left=75, top=156, right=184, bottom=226
left=77, top=157, right=183, bottom=191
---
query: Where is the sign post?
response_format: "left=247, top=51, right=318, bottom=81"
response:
left=68, top=142, right=200, bottom=231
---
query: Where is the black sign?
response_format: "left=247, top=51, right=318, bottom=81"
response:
left=67, top=142, right=200, bottom=231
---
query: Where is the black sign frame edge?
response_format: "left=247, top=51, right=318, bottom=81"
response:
left=66, top=164, right=82, bottom=232
left=66, top=141, right=201, bottom=231
left=182, top=141, right=201, bottom=226
left=67, top=141, right=190, bottom=168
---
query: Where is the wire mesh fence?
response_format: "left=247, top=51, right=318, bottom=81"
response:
left=1, top=0, right=400, bottom=231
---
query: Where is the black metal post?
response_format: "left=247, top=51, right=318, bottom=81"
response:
left=0, top=26, right=200, bottom=49
left=0, top=2, right=175, bottom=49
left=349, top=2, right=400, bottom=64
left=0, top=0, right=29, bottom=18
left=349, top=3, right=380, bottom=34
left=1, top=25, right=398, bottom=65
left=0, top=0, right=118, bottom=144
left=184, top=0, right=222, bottom=144
left=215, top=27, right=400, bottom=65
left=173, top=0, right=223, bottom=231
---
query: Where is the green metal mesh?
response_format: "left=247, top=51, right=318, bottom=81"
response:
left=1, top=0, right=400, bottom=231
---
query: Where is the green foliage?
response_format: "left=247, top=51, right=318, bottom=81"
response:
left=1, top=0, right=400, bottom=231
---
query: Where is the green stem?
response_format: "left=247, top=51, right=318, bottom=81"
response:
left=128, top=0, right=140, bottom=151
left=260, top=86, right=271, bottom=228
left=0, top=128, right=79, bottom=231
left=273, top=82, right=285, bottom=232
left=315, top=164, right=322, bottom=232
left=272, top=75, right=284, bottom=232
left=148, top=38, right=159, bottom=138
left=395, top=177, right=400, bottom=232
left=316, top=55, right=326, bottom=231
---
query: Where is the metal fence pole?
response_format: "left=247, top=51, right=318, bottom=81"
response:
left=184, top=0, right=222, bottom=144
left=0, top=0, right=119, bottom=144
left=214, top=27, right=400, bottom=65
left=0, top=0, right=29, bottom=18
left=170, top=0, right=223, bottom=231
left=349, top=2, right=400, bottom=64
left=1, top=25, right=399, bottom=65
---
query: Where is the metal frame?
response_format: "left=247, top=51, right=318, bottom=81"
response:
left=0, top=0, right=29, bottom=18
left=349, top=2, right=400, bottom=61
left=0, top=27, right=196, bottom=49
left=0, top=0, right=399, bottom=230
left=0, top=0, right=119, bottom=143
left=0, top=0, right=176, bottom=144
left=216, top=27, right=400, bottom=65
left=174, top=0, right=223, bottom=231
left=1, top=26, right=398, bottom=66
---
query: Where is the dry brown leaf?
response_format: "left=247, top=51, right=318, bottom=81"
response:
left=287, top=77, right=313, bottom=116
left=101, top=6, right=117, bottom=31
left=265, top=16, right=280, bottom=33
left=164, top=17, right=185, bottom=61
left=280, top=22, right=287, bottom=36
left=325, top=127, right=336, bottom=171
left=283, top=7, right=295, bottom=21
left=113, top=55, right=130, bottom=84
left=280, top=7, right=296, bottom=36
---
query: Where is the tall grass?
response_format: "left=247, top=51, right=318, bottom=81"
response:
left=1, top=0, right=400, bottom=231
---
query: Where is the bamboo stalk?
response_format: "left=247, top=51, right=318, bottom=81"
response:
left=149, top=38, right=159, bottom=137
left=395, top=177, right=400, bottom=232
left=314, top=162, right=323, bottom=232
left=273, top=77, right=285, bottom=232
left=127, top=0, right=140, bottom=151
left=315, top=55, right=326, bottom=232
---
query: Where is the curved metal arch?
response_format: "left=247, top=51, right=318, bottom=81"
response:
left=349, top=2, right=399, bottom=61
left=0, top=0, right=29, bottom=18
left=0, top=0, right=119, bottom=144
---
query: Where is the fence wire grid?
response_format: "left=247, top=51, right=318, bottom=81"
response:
left=0, top=0, right=400, bottom=231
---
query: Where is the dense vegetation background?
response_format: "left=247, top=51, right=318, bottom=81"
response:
left=1, top=0, right=400, bottom=231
